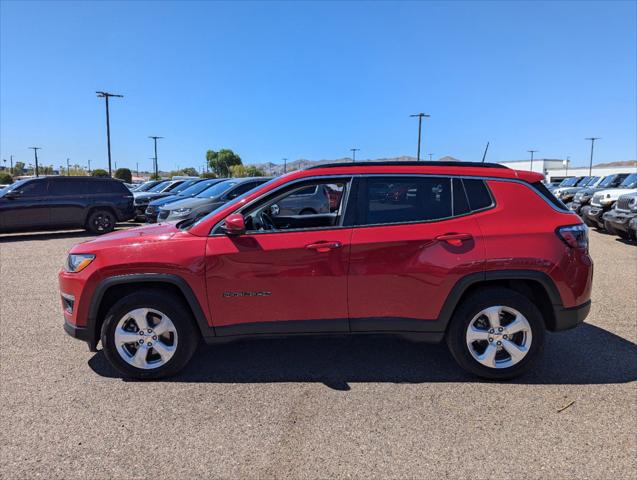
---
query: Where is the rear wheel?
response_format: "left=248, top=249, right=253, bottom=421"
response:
left=446, top=288, right=545, bottom=380
left=101, top=291, right=199, bottom=379
left=86, top=209, right=116, bottom=234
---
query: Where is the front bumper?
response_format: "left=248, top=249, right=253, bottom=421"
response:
left=64, top=319, right=90, bottom=342
left=584, top=205, right=608, bottom=227
left=553, top=300, right=591, bottom=331
left=602, top=210, right=637, bottom=233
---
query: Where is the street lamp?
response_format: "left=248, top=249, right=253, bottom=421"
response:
left=350, top=148, right=360, bottom=162
left=409, top=113, right=430, bottom=161
left=149, top=136, right=163, bottom=179
left=28, top=147, right=41, bottom=177
left=585, top=138, right=600, bottom=176
left=563, top=156, right=570, bottom=176
left=527, top=150, right=538, bottom=172
left=96, top=91, right=123, bottom=176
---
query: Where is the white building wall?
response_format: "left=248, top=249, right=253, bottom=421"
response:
left=498, top=159, right=637, bottom=182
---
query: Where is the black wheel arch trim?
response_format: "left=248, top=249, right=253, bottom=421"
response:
left=437, top=269, right=570, bottom=332
left=85, top=273, right=214, bottom=351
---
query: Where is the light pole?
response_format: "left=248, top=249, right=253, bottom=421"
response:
left=136, top=162, right=139, bottom=178
left=428, top=153, right=433, bottom=161
left=149, top=136, right=163, bottom=179
left=67, top=158, right=70, bottom=176
left=88, top=159, right=91, bottom=175
left=29, top=147, right=41, bottom=177
left=10, top=155, right=13, bottom=174
left=283, top=158, right=288, bottom=173
left=409, top=113, right=430, bottom=161
left=350, top=148, right=360, bottom=162
left=585, top=137, right=600, bottom=176
left=527, top=150, right=538, bottom=172
left=563, top=156, right=570, bottom=176
left=96, top=91, right=123, bottom=176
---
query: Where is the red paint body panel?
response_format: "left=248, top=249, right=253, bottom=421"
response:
left=59, top=223, right=209, bottom=327
left=477, top=180, right=592, bottom=307
left=348, top=215, right=485, bottom=320
left=204, top=229, right=352, bottom=327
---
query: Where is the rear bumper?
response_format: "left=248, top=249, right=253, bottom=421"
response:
left=553, top=300, right=591, bottom=331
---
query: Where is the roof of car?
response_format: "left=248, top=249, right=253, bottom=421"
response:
left=307, top=161, right=507, bottom=170
left=299, top=161, right=542, bottom=183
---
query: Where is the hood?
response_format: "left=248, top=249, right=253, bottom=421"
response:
left=70, top=223, right=182, bottom=253
left=594, top=187, right=637, bottom=200
left=148, top=194, right=184, bottom=207
left=161, top=196, right=215, bottom=211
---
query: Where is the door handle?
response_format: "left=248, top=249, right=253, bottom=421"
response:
left=435, top=233, right=473, bottom=246
left=306, top=241, right=342, bottom=252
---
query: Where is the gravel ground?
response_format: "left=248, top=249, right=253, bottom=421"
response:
left=1, top=227, right=636, bottom=479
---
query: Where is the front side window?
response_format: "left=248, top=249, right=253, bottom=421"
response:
left=358, top=177, right=452, bottom=226
left=17, top=180, right=48, bottom=196
left=240, top=179, right=349, bottom=233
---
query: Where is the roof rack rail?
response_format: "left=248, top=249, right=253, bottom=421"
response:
left=306, top=161, right=508, bottom=170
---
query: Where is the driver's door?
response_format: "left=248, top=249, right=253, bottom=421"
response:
left=204, top=178, right=352, bottom=335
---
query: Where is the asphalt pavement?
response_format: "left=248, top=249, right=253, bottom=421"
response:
left=1, top=227, right=635, bottom=479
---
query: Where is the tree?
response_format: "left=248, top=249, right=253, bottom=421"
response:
left=13, top=161, right=25, bottom=175
left=0, top=172, right=13, bottom=184
left=149, top=173, right=162, bottom=180
left=114, top=168, right=132, bottom=183
left=200, top=172, right=217, bottom=179
left=229, top=164, right=266, bottom=178
left=206, top=149, right=242, bottom=177
left=91, top=169, right=109, bottom=178
left=181, top=167, right=199, bottom=177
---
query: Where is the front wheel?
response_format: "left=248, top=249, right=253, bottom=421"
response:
left=446, top=288, right=545, bottom=380
left=101, top=291, right=200, bottom=379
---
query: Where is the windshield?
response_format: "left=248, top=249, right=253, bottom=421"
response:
left=619, top=173, right=637, bottom=188
left=170, top=180, right=199, bottom=194
left=598, top=175, right=617, bottom=187
left=148, top=181, right=170, bottom=192
left=184, top=177, right=279, bottom=230
left=584, top=176, right=600, bottom=186
left=135, top=181, right=157, bottom=192
left=195, top=180, right=238, bottom=199
left=575, top=177, right=590, bottom=186
left=178, top=179, right=220, bottom=197
left=0, top=178, right=31, bottom=196
left=560, top=177, right=579, bottom=187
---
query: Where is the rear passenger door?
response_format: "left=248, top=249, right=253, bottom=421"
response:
left=48, top=179, right=87, bottom=227
left=347, top=176, right=488, bottom=331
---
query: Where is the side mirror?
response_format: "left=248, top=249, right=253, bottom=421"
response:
left=4, top=190, right=21, bottom=199
left=222, top=213, right=246, bottom=236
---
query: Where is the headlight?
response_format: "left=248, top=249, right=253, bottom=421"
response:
left=65, top=254, right=95, bottom=273
left=630, top=198, right=637, bottom=212
left=171, top=208, right=192, bottom=217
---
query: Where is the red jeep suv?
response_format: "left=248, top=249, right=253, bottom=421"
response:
left=60, top=162, right=593, bottom=380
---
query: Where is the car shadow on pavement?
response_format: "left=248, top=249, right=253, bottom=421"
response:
left=88, top=323, right=637, bottom=389
left=0, top=223, right=141, bottom=242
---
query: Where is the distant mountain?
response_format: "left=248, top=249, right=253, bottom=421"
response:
left=593, top=160, right=637, bottom=168
left=250, top=155, right=466, bottom=175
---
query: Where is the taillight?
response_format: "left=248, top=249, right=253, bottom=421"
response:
left=556, top=224, right=588, bottom=250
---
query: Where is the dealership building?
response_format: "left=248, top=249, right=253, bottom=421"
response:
left=497, top=159, right=637, bottom=182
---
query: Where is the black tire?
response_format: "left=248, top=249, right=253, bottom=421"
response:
left=446, top=288, right=545, bottom=380
left=101, top=290, right=200, bottom=379
left=603, top=220, right=618, bottom=235
left=85, top=209, right=116, bottom=234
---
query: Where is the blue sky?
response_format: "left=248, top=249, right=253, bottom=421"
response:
left=1, top=1, right=635, bottom=172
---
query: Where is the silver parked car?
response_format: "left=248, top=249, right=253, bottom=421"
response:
left=269, top=184, right=331, bottom=217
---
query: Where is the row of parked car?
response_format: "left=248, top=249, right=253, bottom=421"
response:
left=549, top=172, right=637, bottom=240
left=0, top=174, right=342, bottom=233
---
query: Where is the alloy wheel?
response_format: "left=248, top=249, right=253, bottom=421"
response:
left=114, top=308, right=178, bottom=370
left=465, top=305, right=532, bottom=369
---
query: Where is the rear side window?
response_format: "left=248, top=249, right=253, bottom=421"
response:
left=463, top=179, right=493, bottom=211
left=452, top=178, right=470, bottom=215
left=530, top=181, right=569, bottom=211
left=87, top=180, right=128, bottom=194
left=49, top=179, right=82, bottom=195
left=359, top=177, right=452, bottom=225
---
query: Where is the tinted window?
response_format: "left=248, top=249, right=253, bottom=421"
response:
left=619, top=173, right=637, bottom=188
left=291, top=186, right=318, bottom=197
left=226, top=181, right=261, bottom=199
left=19, top=180, right=48, bottom=196
left=148, top=181, right=171, bottom=192
left=92, top=180, right=127, bottom=194
left=463, top=179, right=492, bottom=211
left=163, top=181, right=184, bottom=192
left=196, top=180, right=238, bottom=198
left=360, top=177, right=451, bottom=225
left=49, top=179, right=82, bottom=195
left=452, top=178, right=470, bottom=215
left=531, top=181, right=569, bottom=211
left=170, top=180, right=198, bottom=194
left=179, top=179, right=220, bottom=196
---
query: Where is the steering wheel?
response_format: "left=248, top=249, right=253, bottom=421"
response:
left=259, top=211, right=276, bottom=231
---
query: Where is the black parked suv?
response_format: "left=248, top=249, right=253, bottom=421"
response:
left=0, top=176, right=134, bottom=234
